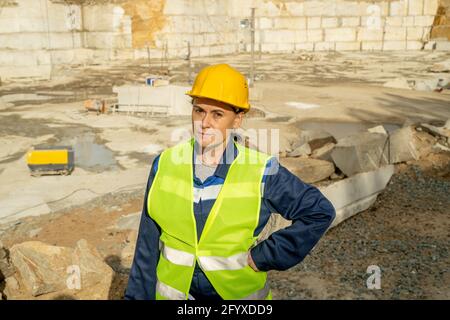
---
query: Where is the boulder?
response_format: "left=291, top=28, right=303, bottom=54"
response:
left=287, top=143, right=311, bottom=157
left=8, top=239, right=113, bottom=299
left=331, top=132, right=389, bottom=176
left=280, top=157, right=335, bottom=183
left=71, top=239, right=114, bottom=300
left=10, top=241, right=73, bottom=296
left=389, top=126, right=436, bottom=163
left=311, top=142, right=335, bottom=162
left=291, top=129, right=336, bottom=151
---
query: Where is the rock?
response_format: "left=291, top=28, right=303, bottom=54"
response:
left=10, top=241, right=73, bottom=296
left=115, top=212, right=141, bottom=231
left=434, top=143, right=450, bottom=152
left=331, top=132, right=389, bottom=176
left=309, top=135, right=336, bottom=151
left=280, top=157, right=335, bottom=183
left=8, top=239, right=113, bottom=299
left=4, top=275, right=20, bottom=298
left=383, top=78, right=412, bottom=90
left=292, top=129, right=335, bottom=150
left=368, top=125, right=388, bottom=135
left=330, top=172, right=345, bottom=180
left=389, top=126, right=436, bottom=163
left=71, top=239, right=114, bottom=300
left=419, top=123, right=450, bottom=139
left=429, top=60, right=450, bottom=73
left=287, top=143, right=311, bottom=157
left=414, top=77, right=450, bottom=92
left=311, top=142, right=335, bottom=162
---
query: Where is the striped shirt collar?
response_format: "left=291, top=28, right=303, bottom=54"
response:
left=193, top=136, right=238, bottom=180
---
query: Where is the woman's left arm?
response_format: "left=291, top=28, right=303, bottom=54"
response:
left=250, top=158, right=336, bottom=271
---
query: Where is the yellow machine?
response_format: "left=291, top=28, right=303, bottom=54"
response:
left=26, top=146, right=74, bottom=176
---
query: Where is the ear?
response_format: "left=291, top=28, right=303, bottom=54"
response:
left=232, top=111, right=244, bottom=129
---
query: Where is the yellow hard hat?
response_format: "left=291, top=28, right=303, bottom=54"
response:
left=186, top=64, right=250, bottom=111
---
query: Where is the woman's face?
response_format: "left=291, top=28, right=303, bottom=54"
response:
left=192, top=97, right=243, bottom=149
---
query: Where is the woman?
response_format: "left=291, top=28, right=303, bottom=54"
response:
left=125, top=64, right=335, bottom=300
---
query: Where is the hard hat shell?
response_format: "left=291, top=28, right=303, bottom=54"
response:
left=186, top=64, right=250, bottom=111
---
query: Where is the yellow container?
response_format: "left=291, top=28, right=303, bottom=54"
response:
left=27, top=146, right=74, bottom=175
left=27, top=149, right=69, bottom=165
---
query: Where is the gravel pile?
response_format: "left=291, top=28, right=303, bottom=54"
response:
left=270, top=156, right=450, bottom=300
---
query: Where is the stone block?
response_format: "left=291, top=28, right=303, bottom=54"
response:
left=336, top=41, right=361, bottom=51
left=331, top=132, right=389, bottom=176
left=325, top=28, right=356, bottom=42
left=407, top=27, right=425, bottom=40
left=315, top=42, right=335, bottom=51
left=414, top=16, right=435, bottom=27
left=362, top=41, right=383, bottom=50
left=383, top=41, right=407, bottom=50
left=307, top=17, right=321, bottom=29
left=342, top=17, right=360, bottom=27
left=408, top=0, right=424, bottom=16
left=358, top=28, right=384, bottom=41
left=280, top=158, right=335, bottom=183
left=389, top=126, right=436, bottom=163
left=307, top=29, right=323, bottom=42
left=384, top=27, right=407, bottom=41
left=322, top=17, right=339, bottom=29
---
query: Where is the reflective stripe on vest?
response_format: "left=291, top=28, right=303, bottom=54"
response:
left=157, top=278, right=270, bottom=300
left=161, top=241, right=248, bottom=271
left=160, top=241, right=195, bottom=267
left=156, top=280, right=186, bottom=300
left=198, top=252, right=248, bottom=271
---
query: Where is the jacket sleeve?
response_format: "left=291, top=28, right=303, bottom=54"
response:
left=250, top=157, right=336, bottom=271
left=124, top=156, right=161, bottom=300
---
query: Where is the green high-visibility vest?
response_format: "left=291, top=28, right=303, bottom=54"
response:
left=147, top=138, right=273, bottom=300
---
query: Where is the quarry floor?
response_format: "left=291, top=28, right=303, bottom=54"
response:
left=0, top=51, right=449, bottom=299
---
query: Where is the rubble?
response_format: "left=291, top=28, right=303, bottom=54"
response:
left=331, top=132, right=389, bottom=177
left=280, top=157, right=335, bottom=184
left=389, top=126, right=437, bottom=163
left=310, top=142, right=335, bottom=162
left=287, top=143, right=311, bottom=157
left=291, top=129, right=336, bottom=151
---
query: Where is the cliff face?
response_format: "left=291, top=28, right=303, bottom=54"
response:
left=431, top=0, right=450, bottom=40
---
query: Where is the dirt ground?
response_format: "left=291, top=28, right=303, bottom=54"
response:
left=0, top=51, right=450, bottom=299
